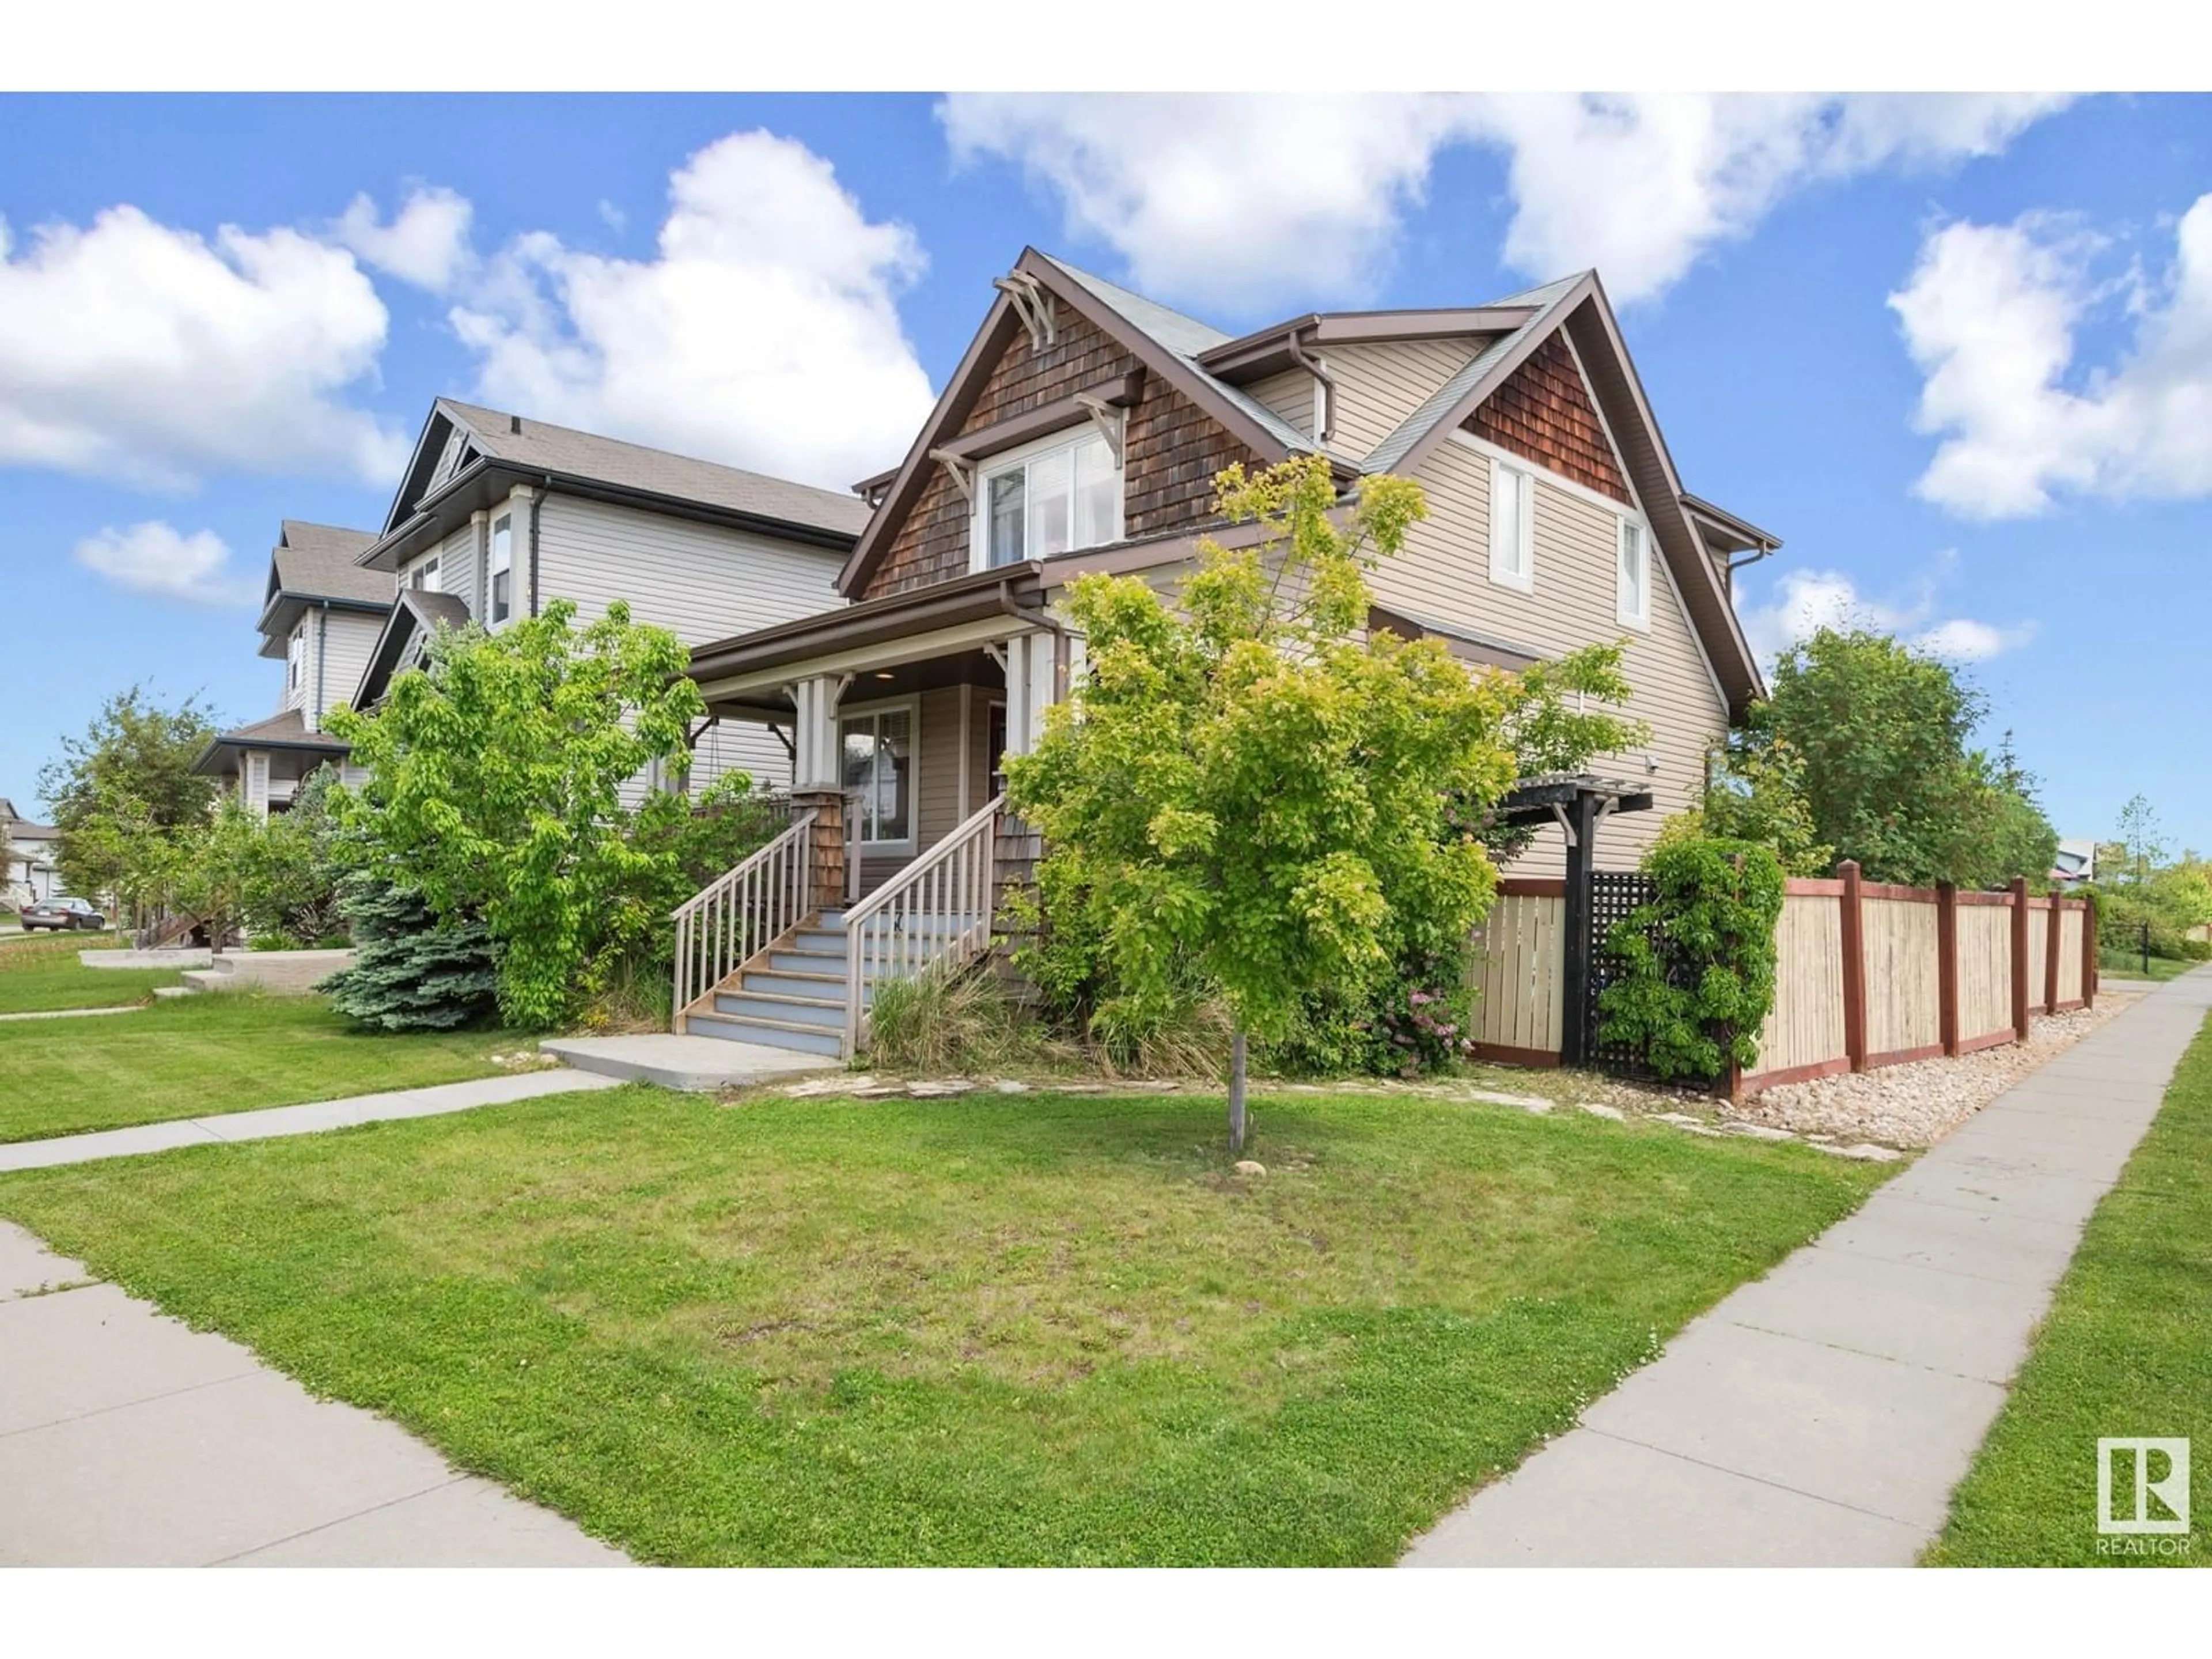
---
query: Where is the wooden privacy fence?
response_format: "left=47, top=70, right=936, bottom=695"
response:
left=1742, top=863, right=2095, bottom=1096
left=1463, top=862, right=2097, bottom=1097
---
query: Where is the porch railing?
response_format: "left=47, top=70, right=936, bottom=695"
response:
left=842, top=794, right=1004, bottom=1054
left=671, top=811, right=816, bottom=1032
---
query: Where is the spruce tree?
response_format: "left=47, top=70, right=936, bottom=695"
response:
left=318, top=872, right=498, bottom=1031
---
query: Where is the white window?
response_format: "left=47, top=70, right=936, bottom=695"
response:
left=1489, top=457, right=1534, bottom=591
left=838, top=702, right=915, bottom=847
left=1617, top=517, right=1650, bottom=628
left=975, top=427, right=1122, bottom=570
left=488, top=514, right=513, bottom=624
left=286, top=626, right=305, bottom=692
left=410, top=557, right=441, bottom=593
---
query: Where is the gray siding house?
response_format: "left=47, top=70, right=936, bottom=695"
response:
left=195, top=521, right=394, bottom=818
left=349, top=399, right=868, bottom=798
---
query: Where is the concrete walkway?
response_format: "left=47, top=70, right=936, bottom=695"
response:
left=1405, top=969, right=2212, bottom=1567
left=0, top=1069, right=619, bottom=1174
left=0, top=1222, right=628, bottom=1566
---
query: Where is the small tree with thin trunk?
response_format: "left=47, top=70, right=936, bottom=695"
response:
left=1006, top=457, right=1522, bottom=1155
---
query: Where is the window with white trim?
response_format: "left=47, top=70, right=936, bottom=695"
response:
left=286, top=625, right=305, bottom=692
left=410, top=558, right=441, bottom=593
left=488, top=514, right=513, bottom=624
left=1489, top=457, right=1534, bottom=590
left=975, top=427, right=1122, bottom=570
left=838, top=702, right=915, bottom=846
left=1617, top=517, right=1650, bottom=628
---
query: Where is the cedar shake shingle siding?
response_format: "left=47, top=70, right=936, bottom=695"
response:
left=1462, top=332, right=1631, bottom=506
left=861, top=307, right=1262, bottom=601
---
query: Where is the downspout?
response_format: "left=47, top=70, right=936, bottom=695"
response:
left=1284, top=328, right=1337, bottom=445
left=313, top=600, right=329, bottom=732
left=529, top=477, right=550, bottom=618
left=1725, top=542, right=1777, bottom=597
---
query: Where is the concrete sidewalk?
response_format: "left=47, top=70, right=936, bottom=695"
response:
left=0, top=1067, right=620, bottom=1174
left=1404, top=969, right=2212, bottom=1567
left=0, top=1222, right=628, bottom=1566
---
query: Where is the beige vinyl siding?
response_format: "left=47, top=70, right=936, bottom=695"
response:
left=1377, top=434, right=1731, bottom=877
left=1325, top=340, right=1479, bottom=461
left=533, top=494, right=846, bottom=799
left=1244, top=368, right=1315, bottom=440
left=313, top=611, right=384, bottom=729
left=915, top=687, right=965, bottom=847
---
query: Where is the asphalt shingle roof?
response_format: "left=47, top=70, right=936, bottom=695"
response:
left=435, top=400, right=873, bottom=538
left=270, top=522, right=391, bottom=606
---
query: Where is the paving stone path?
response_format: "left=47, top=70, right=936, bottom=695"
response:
left=1404, top=968, right=2212, bottom=1567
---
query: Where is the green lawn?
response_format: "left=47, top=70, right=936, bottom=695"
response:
left=0, top=941, right=181, bottom=1013
left=0, top=993, right=514, bottom=1143
left=1927, top=1012, right=2212, bottom=1566
left=0, top=1085, right=1891, bottom=1565
left=2099, top=948, right=2200, bottom=985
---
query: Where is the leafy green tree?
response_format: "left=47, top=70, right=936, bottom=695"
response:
left=1007, top=456, right=1523, bottom=1153
left=1759, top=628, right=2053, bottom=888
left=2113, top=793, right=2166, bottom=888
left=37, top=685, right=219, bottom=914
left=327, top=600, right=710, bottom=1028
left=1468, top=643, right=1648, bottom=868
left=238, top=768, right=351, bottom=945
left=171, top=800, right=263, bottom=953
left=1680, top=707, right=1833, bottom=877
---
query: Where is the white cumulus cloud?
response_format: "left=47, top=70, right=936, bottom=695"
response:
left=0, top=205, right=406, bottom=490
left=446, top=130, right=935, bottom=492
left=332, top=186, right=474, bottom=293
left=940, top=92, right=2072, bottom=312
left=1739, top=563, right=2035, bottom=669
left=73, top=521, right=258, bottom=607
left=1891, top=193, right=2212, bottom=518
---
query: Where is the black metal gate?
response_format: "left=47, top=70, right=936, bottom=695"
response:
left=1585, top=870, right=1658, bottom=1075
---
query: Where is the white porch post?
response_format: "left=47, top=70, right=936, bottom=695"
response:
left=999, top=630, right=1061, bottom=760
left=243, top=751, right=272, bottom=822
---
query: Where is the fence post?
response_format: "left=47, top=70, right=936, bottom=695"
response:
left=1937, top=880, right=1960, bottom=1058
left=1838, top=859, right=1868, bottom=1073
left=2084, top=894, right=2098, bottom=1009
left=1558, top=793, right=1600, bottom=1067
left=2010, top=876, right=2032, bottom=1043
left=2044, top=893, right=2063, bottom=1014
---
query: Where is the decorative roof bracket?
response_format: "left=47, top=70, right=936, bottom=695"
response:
left=928, top=448, right=975, bottom=504
left=1073, top=392, right=1128, bottom=467
left=994, top=272, right=1057, bottom=351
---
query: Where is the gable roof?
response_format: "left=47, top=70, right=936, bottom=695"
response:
left=834, top=247, right=1340, bottom=600
left=263, top=521, right=391, bottom=612
left=833, top=251, right=1767, bottom=715
left=191, top=707, right=350, bottom=775
left=353, top=589, right=475, bottom=711
left=381, top=399, right=870, bottom=545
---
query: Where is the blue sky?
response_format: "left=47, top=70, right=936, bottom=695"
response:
left=3, top=93, right=2207, bottom=850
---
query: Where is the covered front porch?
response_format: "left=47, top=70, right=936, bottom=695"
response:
left=687, top=564, right=1074, bottom=902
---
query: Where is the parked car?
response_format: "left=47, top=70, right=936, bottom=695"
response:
left=19, top=896, right=108, bottom=933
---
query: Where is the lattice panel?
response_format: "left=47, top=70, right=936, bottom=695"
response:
left=1587, top=870, right=1659, bottom=1075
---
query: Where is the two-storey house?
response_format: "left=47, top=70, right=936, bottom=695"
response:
left=673, top=248, right=1778, bottom=1055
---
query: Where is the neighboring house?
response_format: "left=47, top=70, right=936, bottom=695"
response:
left=2, top=796, right=63, bottom=906
left=676, top=247, right=1777, bottom=1052
left=194, top=521, right=393, bottom=819
left=347, top=399, right=868, bottom=800
left=2051, top=837, right=2097, bottom=886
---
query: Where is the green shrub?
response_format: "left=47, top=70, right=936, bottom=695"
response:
left=1597, top=836, right=1786, bottom=1084
left=319, top=872, right=498, bottom=1032
left=864, top=965, right=1066, bottom=1074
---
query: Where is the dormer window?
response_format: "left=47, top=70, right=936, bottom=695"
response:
left=975, top=427, right=1122, bottom=570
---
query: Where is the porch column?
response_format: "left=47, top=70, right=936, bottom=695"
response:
left=790, top=673, right=850, bottom=914
left=999, top=630, right=1060, bottom=757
